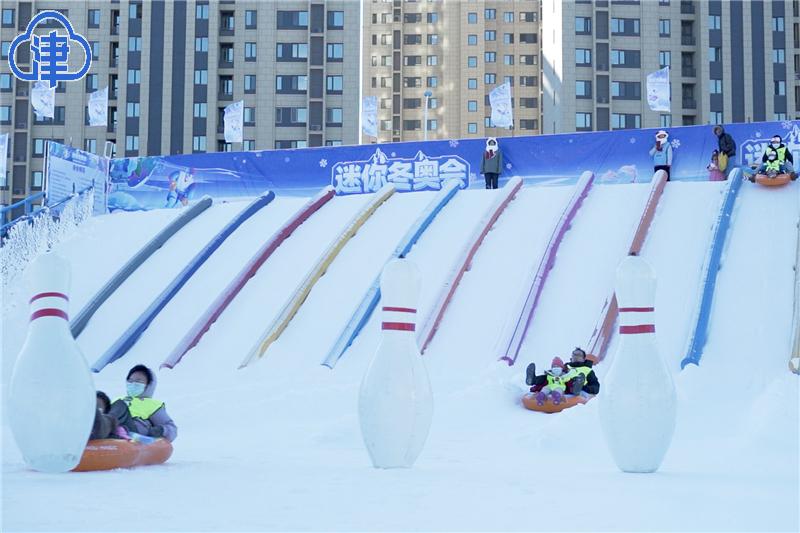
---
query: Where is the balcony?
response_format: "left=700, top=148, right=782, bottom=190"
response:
left=218, top=92, right=233, bottom=101
left=218, top=58, right=234, bottom=69
left=681, top=66, right=696, bottom=77
left=682, top=98, right=697, bottom=109
left=681, top=35, right=696, bottom=45
left=680, top=1, right=695, bottom=14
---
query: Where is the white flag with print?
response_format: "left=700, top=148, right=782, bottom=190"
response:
left=0, top=133, right=8, bottom=181
left=489, top=82, right=513, bottom=128
left=31, top=81, right=55, bottom=119
left=224, top=100, right=244, bottom=143
left=646, top=67, right=671, bottom=112
left=361, top=96, right=378, bottom=138
left=88, top=87, right=108, bottom=126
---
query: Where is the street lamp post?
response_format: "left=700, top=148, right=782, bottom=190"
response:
left=423, top=90, right=432, bottom=141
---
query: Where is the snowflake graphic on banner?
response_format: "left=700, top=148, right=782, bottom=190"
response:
left=449, top=140, right=459, bottom=148
left=319, top=159, right=328, bottom=168
left=782, top=120, right=795, bottom=130
left=670, top=139, right=681, bottom=149
left=331, top=148, right=470, bottom=195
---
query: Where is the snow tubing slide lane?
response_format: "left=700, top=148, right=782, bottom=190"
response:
left=72, top=438, right=173, bottom=472
left=791, top=201, right=800, bottom=375
left=240, top=184, right=397, bottom=369
left=162, top=187, right=336, bottom=369
left=418, top=176, right=523, bottom=354
left=522, top=394, right=594, bottom=414
left=92, top=191, right=276, bottom=372
left=498, top=171, right=596, bottom=366
left=680, top=169, right=744, bottom=369
left=321, top=180, right=461, bottom=369
left=754, top=173, right=791, bottom=186
left=585, top=170, right=668, bottom=363
left=70, top=196, right=214, bottom=338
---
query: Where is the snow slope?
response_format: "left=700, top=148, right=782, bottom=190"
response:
left=2, top=182, right=798, bottom=532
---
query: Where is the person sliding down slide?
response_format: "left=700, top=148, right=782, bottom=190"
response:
left=751, top=151, right=788, bottom=182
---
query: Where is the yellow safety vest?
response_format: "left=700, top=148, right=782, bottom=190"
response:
left=766, top=159, right=781, bottom=172
left=767, top=145, right=789, bottom=163
left=116, top=396, right=164, bottom=420
left=546, top=374, right=568, bottom=390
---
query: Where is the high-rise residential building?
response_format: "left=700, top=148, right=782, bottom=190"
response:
left=0, top=0, right=360, bottom=208
left=362, top=0, right=542, bottom=143
left=542, top=0, right=800, bottom=134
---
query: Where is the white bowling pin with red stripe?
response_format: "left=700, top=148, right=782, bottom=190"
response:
left=359, top=258, right=433, bottom=468
left=8, top=252, right=96, bottom=473
left=599, top=255, right=676, bottom=473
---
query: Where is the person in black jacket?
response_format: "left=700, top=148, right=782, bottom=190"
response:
left=563, top=347, right=600, bottom=396
left=713, top=125, right=737, bottom=173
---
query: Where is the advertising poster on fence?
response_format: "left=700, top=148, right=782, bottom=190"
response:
left=46, top=142, right=109, bottom=215
left=105, top=120, right=797, bottom=211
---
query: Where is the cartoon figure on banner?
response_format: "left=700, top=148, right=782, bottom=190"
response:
left=165, top=169, right=196, bottom=208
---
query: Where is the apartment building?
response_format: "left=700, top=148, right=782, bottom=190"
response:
left=0, top=0, right=360, bottom=208
left=542, top=0, right=800, bottom=134
left=362, top=0, right=542, bottom=143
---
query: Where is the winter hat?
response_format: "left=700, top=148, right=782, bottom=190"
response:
left=655, top=130, right=668, bottom=141
left=486, top=137, right=498, bottom=153
left=550, top=356, right=565, bottom=369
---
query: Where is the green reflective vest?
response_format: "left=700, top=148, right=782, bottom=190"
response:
left=116, top=396, right=164, bottom=420
left=767, top=145, right=789, bottom=163
left=766, top=159, right=781, bottom=172
left=546, top=373, right=568, bottom=390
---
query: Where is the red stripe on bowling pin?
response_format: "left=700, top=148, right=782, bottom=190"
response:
left=29, top=292, right=69, bottom=304
left=30, top=308, right=69, bottom=321
left=382, top=322, right=415, bottom=331
left=619, top=306, right=654, bottom=335
left=619, top=307, right=654, bottom=312
left=382, top=306, right=417, bottom=314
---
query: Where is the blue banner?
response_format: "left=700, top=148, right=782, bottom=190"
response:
left=107, top=120, right=799, bottom=211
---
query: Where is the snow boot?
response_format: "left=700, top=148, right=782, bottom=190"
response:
left=535, top=391, right=547, bottom=406
left=551, top=391, right=563, bottom=405
left=569, top=375, right=586, bottom=395
left=525, top=363, right=537, bottom=386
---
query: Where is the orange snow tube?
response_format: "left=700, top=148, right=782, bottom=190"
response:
left=521, top=393, right=595, bottom=414
left=72, top=438, right=173, bottom=472
left=754, top=173, right=791, bottom=186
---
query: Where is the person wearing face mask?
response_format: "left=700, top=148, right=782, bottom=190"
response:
left=563, top=347, right=600, bottom=396
left=752, top=150, right=787, bottom=180
left=524, top=357, right=570, bottom=406
left=480, top=137, right=503, bottom=189
left=649, top=130, right=673, bottom=180
left=762, top=135, right=796, bottom=180
left=107, top=364, right=178, bottom=442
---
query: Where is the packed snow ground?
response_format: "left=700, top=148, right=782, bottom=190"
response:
left=2, top=180, right=799, bottom=532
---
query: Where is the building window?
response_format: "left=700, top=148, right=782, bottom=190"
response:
left=503, top=33, right=514, bottom=45
left=468, top=34, right=478, bottom=45
left=659, top=19, right=670, bottom=36
left=576, top=112, right=592, bottom=130
left=277, top=10, right=308, bottom=29
left=485, top=8, right=496, bottom=20
left=521, top=12, right=537, bottom=22
left=519, top=33, right=537, bottom=44
left=127, top=69, right=140, bottom=84
left=709, top=15, right=721, bottom=30
left=91, top=41, right=100, bottom=59
left=326, top=107, right=343, bottom=125
left=128, top=36, right=142, bottom=52
left=195, top=37, right=208, bottom=52
left=220, top=76, right=234, bottom=95
left=520, top=97, right=537, bottom=108
left=484, top=52, right=496, bottom=63
left=468, top=100, right=478, bottom=112
left=33, top=139, right=46, bottom=156
left=326, top=140, right=342, bottom=147
left=193, top=102, right=207, bottom=118
left=404, top=55, right=421, bottom=66
left=611, top=113, right=641, bottom=129
left=709, top=112, right=722, bottom=124
left=611, top=18, right=640, bottom=36
left=0, top=74, right=11, bottom=90
left=773, top=48, right=785, bottom=64
left=709, top=79, right=722, bottom=94
left=276, top=75, right=307, bottom=93
left=220, top=11, right=235, bottom=30
left=427, top=34, right=439, bottom=45
left=404, top=34, right=421, bottom=45
left=243, top=107, right=255, bottom=126
left=126, top=102, right=140, bottom=117
left=88, top=9, right=101, bottom=28
left=504, top=12, right=514, bottom=23
left=403, top=13, right=422, bottom=23
left=244, top=75, right=256, bottom=93
left=468, top=78, right=478, bottom=89
left=575, top=49, right=592, bottom=66
left=0, top=105, right=10, bottom=124
left=403, top=77, right=421, bottom=88
left=194, top=69, right=208, bottom=85
left=774, top=112, right=787, bottom=121
left=327, top=10, right=344, bottom=29
left=775, top=80, right=786, bottom=96
left=709, top=47, right=721, bottom=62
left=520, top=55, right=537, bottom=65
left=468, top=56, right=477, bottom=68
left=576, top=80, right=592, bottom=98
left=244, top=42, right=257, bottom=61
left=0, top=41, right=9, bottom=60
left=32, top=171, right=44, bottom=188
left=126, top=135, right=140, bottom=151
left=220, top=43, right=234, bottom=63
left=275, top=140, right=307, bottom=149
left=467, top=123, right=478, bottom=134
left=244, top=140, right=256, bottom=151
left=326, top=75, right=343, bottom=93
left=484, top=30, right=496, bottom=41
left=484, top=73, right=496, bottom=84
left=129, top=3, right=142, bottom=19
left=275, top=107, right=307, bottom=126
left=84, top=139, right=97, bottom=153
left=2, top=9, right=14, bottom=27
left=403, top=120, right=421, bottom=131
left=427, top=119, right=438, bottom=132
left=504, top=55, right=514, bottom=66
left=772, top=16, right=784, bottom=32
left=520, top=119, right=538, bottom=131
left=276, top=43, right=308, bottom=61
left=611, top=81, right=641, bottom=99
left=427, top=12, right=438, bottom=23
left=659, top=50, right=671, bottom=68
left=660, top=114, right=672, bottom=127
left=575, top=17, right=592, bottom=34
left=192, top=136, right=206, bottom=152
left=245, top=10, right=257, bottom=28
left=196, top=5, right=209, bottom=19
left=519, top=76, right=537, bottom=87
left=327, top=43, right=344, bottom=61
left=428, top=98, right=438, bottom=109
left=611, top=49, right=640, bottom=67
left=427, top=55, right=438, bottom=66
left=468, top=12, right=477, bottom=24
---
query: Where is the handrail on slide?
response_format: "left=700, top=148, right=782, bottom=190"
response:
left=321, top=179, right=462, bottom=369
left=71, top=196, right=214, bottom=338
left=418, top=176, right=523, bottom=354
left=239, top=184, right=396, bottom=369
left=585, top=170, right=668, bottom=363
left=161, top=187, right=336, bottom=369
left=92, top=192, right=275, bottom=372
left=497, top=171, right=596, bottom=366
left=680, top=169, right=744, bottom=369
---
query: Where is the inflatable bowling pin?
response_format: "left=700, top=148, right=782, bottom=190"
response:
left=359, top=259, right=433, bottom=468
left=8, top=252, right=96, bottom=473
left=599, top=255, right=676, bottom=473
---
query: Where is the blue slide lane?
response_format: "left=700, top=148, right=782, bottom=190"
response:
left=92, top=191, right=275, bottom=372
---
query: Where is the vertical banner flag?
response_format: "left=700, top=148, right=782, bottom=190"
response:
left=489, top=82, right=513, bottom=128
left=362, top=96, right=378, bottom=138
left=31, top=81, right=56, bottom=119
left=224, top=100, right=244, bottom=143
left=88, top=86, right=108, bottom=127
left=647, top=67, right=671, bottom=112
left=0, top=133, right=8, bottom=181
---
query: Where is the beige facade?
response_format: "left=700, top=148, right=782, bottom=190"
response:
left=362, top=0, right=542, bottom=143
left=0, top=0, right=360, bottom=209
left=543, top=0, right=800, bottom=134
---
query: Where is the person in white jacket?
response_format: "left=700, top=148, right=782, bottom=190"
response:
left=649, top=130, right=673, bottom=180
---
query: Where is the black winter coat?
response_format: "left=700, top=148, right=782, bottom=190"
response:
left=566, top=361, right=600, bottom=395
